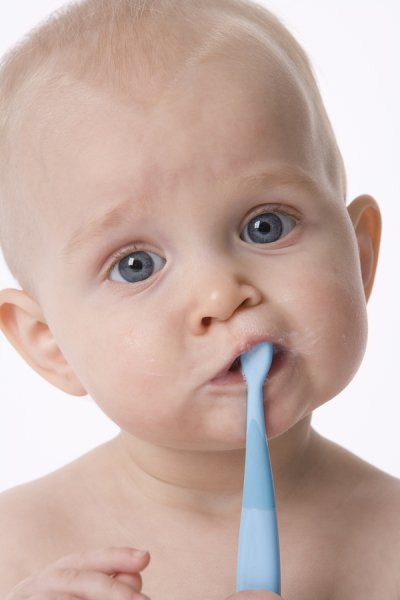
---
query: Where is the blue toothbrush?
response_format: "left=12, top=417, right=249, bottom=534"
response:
left=236, top=341, right=281, bottom=594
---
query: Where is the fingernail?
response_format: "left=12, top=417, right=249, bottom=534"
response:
left=133, top=549, right=149, bottom=557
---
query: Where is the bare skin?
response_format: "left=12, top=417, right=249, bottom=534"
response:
left=0, top=31, right=397, bottom=600
left=0, top=428, right=399, bottom=599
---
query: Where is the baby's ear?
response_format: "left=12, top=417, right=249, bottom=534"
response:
left=347, top=194, right=381, bottom=301
left=0, top=288, right=87, bottom=396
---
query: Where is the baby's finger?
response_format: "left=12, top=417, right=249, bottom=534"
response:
left=6, top=578, right=82, bottom=599
left=35, top=567, right=148, bottom=599
left=113, top=571, right=142, bottom=590
left=29, top=595, right=82, bottom=599
left=54, top=546, right=150, bottom=575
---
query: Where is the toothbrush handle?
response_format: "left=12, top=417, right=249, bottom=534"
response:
left=236, top=403, right=281, bottom=593
left=236, top=506, right=280, bottom=593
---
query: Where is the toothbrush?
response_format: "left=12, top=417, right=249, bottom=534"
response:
left=236, top=341, right=281, bottom=594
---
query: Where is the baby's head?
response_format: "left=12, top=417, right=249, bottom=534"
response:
left=0, top=0, right=380, bottom=448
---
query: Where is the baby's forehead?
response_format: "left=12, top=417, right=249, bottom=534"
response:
left=25, top=54, right=313, bottom=187
left=13, top=23, right=305, bottom=158
left=11, top=38, right=340, bottom=251
left=0, top=0, right=346, bottom=239
left=8, top=0, right=314, bottom=123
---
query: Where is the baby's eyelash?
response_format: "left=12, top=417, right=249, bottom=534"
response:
left=248, top=203, right=300, bottom=220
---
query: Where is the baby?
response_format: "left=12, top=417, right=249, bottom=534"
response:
left=0, top=0, right=398, bottom=598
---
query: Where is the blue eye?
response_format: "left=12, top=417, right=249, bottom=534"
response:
left=110, top=250, right=166, bottom=283
left=241, top=211, right=296, bottom=244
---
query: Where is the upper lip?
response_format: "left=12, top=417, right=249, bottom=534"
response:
left=211, top=336, right=277, bottom=380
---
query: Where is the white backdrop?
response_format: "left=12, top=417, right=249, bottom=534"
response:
left=0, top=0, right=399, bottom=493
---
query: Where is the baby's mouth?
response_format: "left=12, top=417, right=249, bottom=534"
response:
left=228, top=356, right=241, bottom=372
left=210, top=345, right=283, bottom=385
left=207, top=354, right=239, bottom=385
left=212, top=353, right=243, bottom=382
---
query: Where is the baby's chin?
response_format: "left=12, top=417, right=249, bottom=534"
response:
left=141, top=424, right=248, bottom=453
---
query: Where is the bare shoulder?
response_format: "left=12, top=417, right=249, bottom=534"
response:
left=0, top=479, right=56, bottom=592
left=311, top=431, right=400, bottom=598
left=317, top=430, right=400, bottom=529
left=345, top=456, right=400, bottom=598
left=0, top=441, right=115, bottom=596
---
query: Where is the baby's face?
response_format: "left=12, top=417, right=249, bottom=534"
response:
left=21, top=54, right=368, bottom=449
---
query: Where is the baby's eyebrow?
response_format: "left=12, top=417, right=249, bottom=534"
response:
left=235, top=167, right=320, bottom=195
left=60, top=194, right=139, bottom=260
left=60, top=166, right=318, bottom=260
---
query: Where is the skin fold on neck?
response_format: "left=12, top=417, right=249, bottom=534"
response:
left=111, top=415, right=315, bottom=519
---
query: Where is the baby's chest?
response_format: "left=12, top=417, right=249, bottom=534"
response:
left=129, top=533, right=396, bottom=600
left=281, top=523, right=399, bottom=600
left=108, top=521, right=393, bottom=600
left=131, top=523, right=240, bottom=600
left=62, top=507, right=240, bottom=600
left=56, top=505, right=399, bottom=600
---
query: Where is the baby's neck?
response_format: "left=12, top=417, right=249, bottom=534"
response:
left=109, top=416, right=314, bottom=518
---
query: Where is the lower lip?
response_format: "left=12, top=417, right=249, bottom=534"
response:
left=209, top=349, right=285, bottom=387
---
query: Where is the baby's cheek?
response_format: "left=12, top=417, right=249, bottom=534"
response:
left=279, top=248, right=367, bottom=384
left=85, top=336, right=179, bottom=432
left=310, top=271, right=368, bottom=395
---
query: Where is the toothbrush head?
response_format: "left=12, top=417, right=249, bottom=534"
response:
left=240, top=341, right=274, bottom=388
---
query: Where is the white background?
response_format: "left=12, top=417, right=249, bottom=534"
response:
left=0, top=1, right=399, bottom=493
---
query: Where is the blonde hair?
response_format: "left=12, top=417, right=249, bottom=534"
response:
left=0, top=0, right=346, bottom=296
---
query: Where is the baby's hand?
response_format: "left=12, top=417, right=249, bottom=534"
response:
left=226, top=591, right=283, bottom=599
left=5, top=546, right=150, bottom=599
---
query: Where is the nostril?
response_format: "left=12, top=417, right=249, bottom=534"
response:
left=201, top=317, right=211, bottom=327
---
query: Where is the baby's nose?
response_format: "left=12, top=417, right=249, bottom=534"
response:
left=187, top=270, right=262, bottom=335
